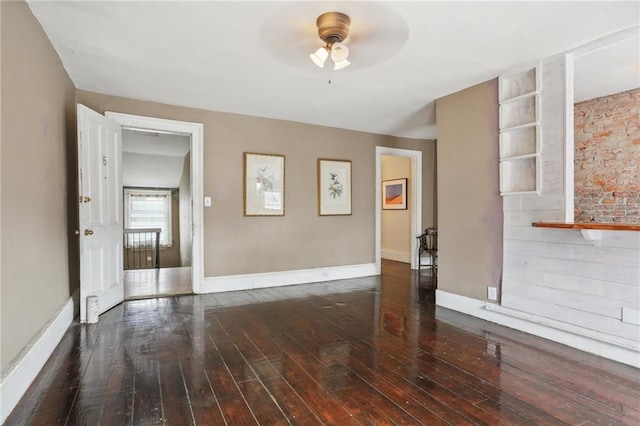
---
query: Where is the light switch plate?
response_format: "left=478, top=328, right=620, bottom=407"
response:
left=204, top=196, right=212, bottom=207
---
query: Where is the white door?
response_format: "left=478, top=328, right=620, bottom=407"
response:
left=77, top=104, right=123, bottom=322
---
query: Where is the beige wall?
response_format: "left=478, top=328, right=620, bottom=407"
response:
left=1, top=1, right=77, bottom=372
left=381, top=155, right=411, bottom=261
left=179, top=153, right=192, bottom=266
left=435, top=79, right=502, bottom=300
left=163, top=193, right=181, bottom=267
left=76, top=90, right=436, bottom=277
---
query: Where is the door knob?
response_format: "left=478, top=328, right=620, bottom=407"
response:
left=74, top=230, right=80, bottom=235
left=84, top=229, right=94, bottom=236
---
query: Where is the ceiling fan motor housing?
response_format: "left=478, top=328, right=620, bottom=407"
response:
left=316, top=12, right=350, bottom=45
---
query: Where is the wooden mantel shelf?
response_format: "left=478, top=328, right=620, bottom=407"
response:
left=532, top=222, right=640, bottom=241
left=532, top=222, right=640, bottom=231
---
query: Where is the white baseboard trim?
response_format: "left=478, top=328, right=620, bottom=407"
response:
left=381, top=249, right=411, bottom=264
left=436, top=290, right=640, bottom=368
left=204, top=263, right=378, bottom=293
left=0, top=296, right=75, bottom=423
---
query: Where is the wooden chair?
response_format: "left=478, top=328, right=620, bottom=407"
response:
left=416, top=227, right=437, bottom=272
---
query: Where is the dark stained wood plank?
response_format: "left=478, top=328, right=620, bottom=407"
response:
left=158, top=358, right=196, bottom=426
left=5, top=260, right=639, bottom=426
left=411, top=313, right=640, bottom=424
left=212, top=312, right=324, bottom=425
left=243, top=325, right=361, bottom=426
left=26, top=385, right=78, bottom=426
left=98, top=389, right=135, bottom=426
left=284, top=315, right=503, bottom=425
left=131, top=356, right=164, bottom=425
left=194, top=323, right=258, bottom=425
left=4, top=391, right=44, bottom=426
left=270, top=328, right=423, bottom=425
left=177, top=354, right=227, bottom=426
left=205, top=314, right=257, bottom=384
left=65, top=318, right=137, bottom=425
left=5, top=329, right=80, bottom=424
left=483, top=334, right=640, bottom=421
left=234, top=379, right=290, bottom=425
left=259, top=375, right=324, bottom=425
left=323, top=295, right=582, bottom=424
left=7, top=321, right=102, bottom=425
left=317, top=300, right=558, bottom=424
left=298, top=272, right=620, bottom=423
left=277, top=353, right=361, bottom=426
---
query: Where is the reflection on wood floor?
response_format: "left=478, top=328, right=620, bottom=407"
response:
left=7, top=260, right=639, bottom=425
left=124, top=266, right=192, bottom=300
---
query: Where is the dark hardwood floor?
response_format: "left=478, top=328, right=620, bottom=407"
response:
left=6, top=261, right=639, bottom=425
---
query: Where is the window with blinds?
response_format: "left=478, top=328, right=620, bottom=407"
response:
left=124, top=188, right=173, bottom=247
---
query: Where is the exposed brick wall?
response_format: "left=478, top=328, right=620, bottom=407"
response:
left=574, top=88, right=640, bottom=223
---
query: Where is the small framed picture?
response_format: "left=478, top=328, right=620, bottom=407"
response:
left=244, top=152, right=285, bottom=216
left=382, top=178, right=407, bottom=210
left=318, top=159, right=352, bottom=216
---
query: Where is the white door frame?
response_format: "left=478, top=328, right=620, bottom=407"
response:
left=105, top=112, right=205, bottom=294
left=375, top=146, right=422, bottom=273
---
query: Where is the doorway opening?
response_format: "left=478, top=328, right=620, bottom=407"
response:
left=105, top=112, right=205, bottom=297
left=375, top=147, right=422, bottom=273
left=121, top=129, right=192, bottom=299
left=380, top=154, right=413, bottom=265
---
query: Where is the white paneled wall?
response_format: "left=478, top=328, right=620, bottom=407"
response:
left=501, top=54, right=640, bottom=361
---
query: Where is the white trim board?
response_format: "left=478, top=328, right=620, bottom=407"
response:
left=0, top=297, right=75, bottom=423
left=104, top=112, right=205, bottom=294
left=204, top=263, right=377, bottom=293
left=436, top=290, right=640, bottom=368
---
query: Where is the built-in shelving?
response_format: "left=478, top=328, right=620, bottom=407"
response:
left=499, top=64, right=541, bottom=195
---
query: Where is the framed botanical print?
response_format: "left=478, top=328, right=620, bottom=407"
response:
left=317, top=158, right=352, bottom=216
left=244, top=152, right=285, bottom=216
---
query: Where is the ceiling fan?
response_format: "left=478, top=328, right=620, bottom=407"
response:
left=309, top=12, right=352, bottom=71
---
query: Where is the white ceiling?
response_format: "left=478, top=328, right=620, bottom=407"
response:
left=123, top=130, right=190, bottom=157
left=122, top=130, right=189, bottom=188
left=574, top=34, right=640, bottom=103
left=28, top=1, right=640, bottom=139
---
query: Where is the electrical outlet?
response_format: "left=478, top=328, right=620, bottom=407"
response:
left=487, top=286, right=498, bottom=301
left=622, top=307, right=640, bottom=325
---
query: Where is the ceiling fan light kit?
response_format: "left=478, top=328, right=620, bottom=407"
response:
left=309, top=11, right=351, bottom=71
left=310, top=47, right=329, bottom=67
